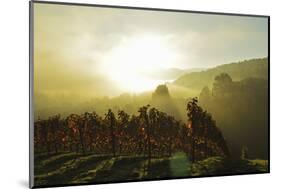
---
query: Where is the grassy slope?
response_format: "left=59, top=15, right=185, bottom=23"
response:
left=34, top=153, right=268, bottom=187
left=191, top=157, right=268, bottom=176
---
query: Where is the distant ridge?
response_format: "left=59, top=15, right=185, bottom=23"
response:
left=173, top=57, right=268, bottom=90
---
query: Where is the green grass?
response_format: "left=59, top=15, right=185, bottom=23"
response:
left=34, top=152, right=268, bottom=187
left=190, top=157, right=269, bottom=176
left=93, top=156, right=147, bottom=182
left=169, top=152, right=191, bottom=177
left=35, top=152, right=83, bottom=175
left=35, top=154, right=111, bottom=186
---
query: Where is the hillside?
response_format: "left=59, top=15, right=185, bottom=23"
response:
left=145, top=67, right=205, bottom=80
left=174, top=57, right=268, bottom=91
left=34, top=152, right=268, bottom=186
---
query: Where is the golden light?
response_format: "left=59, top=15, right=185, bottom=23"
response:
left=99, top=34, right=179, bottom=93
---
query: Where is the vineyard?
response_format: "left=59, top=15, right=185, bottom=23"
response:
left=34, top=98, right=250, bottom=186
left=35, top=98, right=229, bottom=159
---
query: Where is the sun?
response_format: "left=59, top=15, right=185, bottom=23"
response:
left=99, top=34, right=179, bottom=93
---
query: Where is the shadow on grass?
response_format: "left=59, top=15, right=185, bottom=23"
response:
left=34, top=153, right=268, bottom=187
left=35, top=154, right=111, bottom=186
left=93, top=156, right=146, bottom=182
left=35, top=153, right=83, bottom=175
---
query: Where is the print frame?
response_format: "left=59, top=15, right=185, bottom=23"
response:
left=29, top=0, right=270, bottom=188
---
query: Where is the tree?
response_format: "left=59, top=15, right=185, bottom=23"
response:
left=117, top=110, right=130, bottom=154
left=199, top=86, right=211, bottom=104
left=86, top=112, right=101, bottom=152
left=66, top=114, right=83, bottom=153
left=212, top=73, right=233, bottom=98
left=105, top=109, right=117, bottom=157
left=138, top=105, right=151, bottom=168
left=152, top=84, right=170, bottom=99
left=128, top=115, right=142, bottom=155
left=186, top=97, right=229, bottom=162
left=186, top=97, right=202, bottom=162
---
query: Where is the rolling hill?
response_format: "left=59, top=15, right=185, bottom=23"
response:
left=173, top=57, right=268, bottom=91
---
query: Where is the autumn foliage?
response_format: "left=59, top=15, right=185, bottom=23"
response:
left=34, top=98, right=229, bottom=162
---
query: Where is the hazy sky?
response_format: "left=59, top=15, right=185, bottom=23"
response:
left=34, top=2, right=268, bottom=96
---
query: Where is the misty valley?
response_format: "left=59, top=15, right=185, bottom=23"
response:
left=34, top=57, right=268, bottom=186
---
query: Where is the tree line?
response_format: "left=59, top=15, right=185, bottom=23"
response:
left=34, top=98, right=229, bottom=162
left=199, top=72, right=268, bottom=158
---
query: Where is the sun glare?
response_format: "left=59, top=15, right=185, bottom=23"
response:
left=100, top=34, right=179, bottom=93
